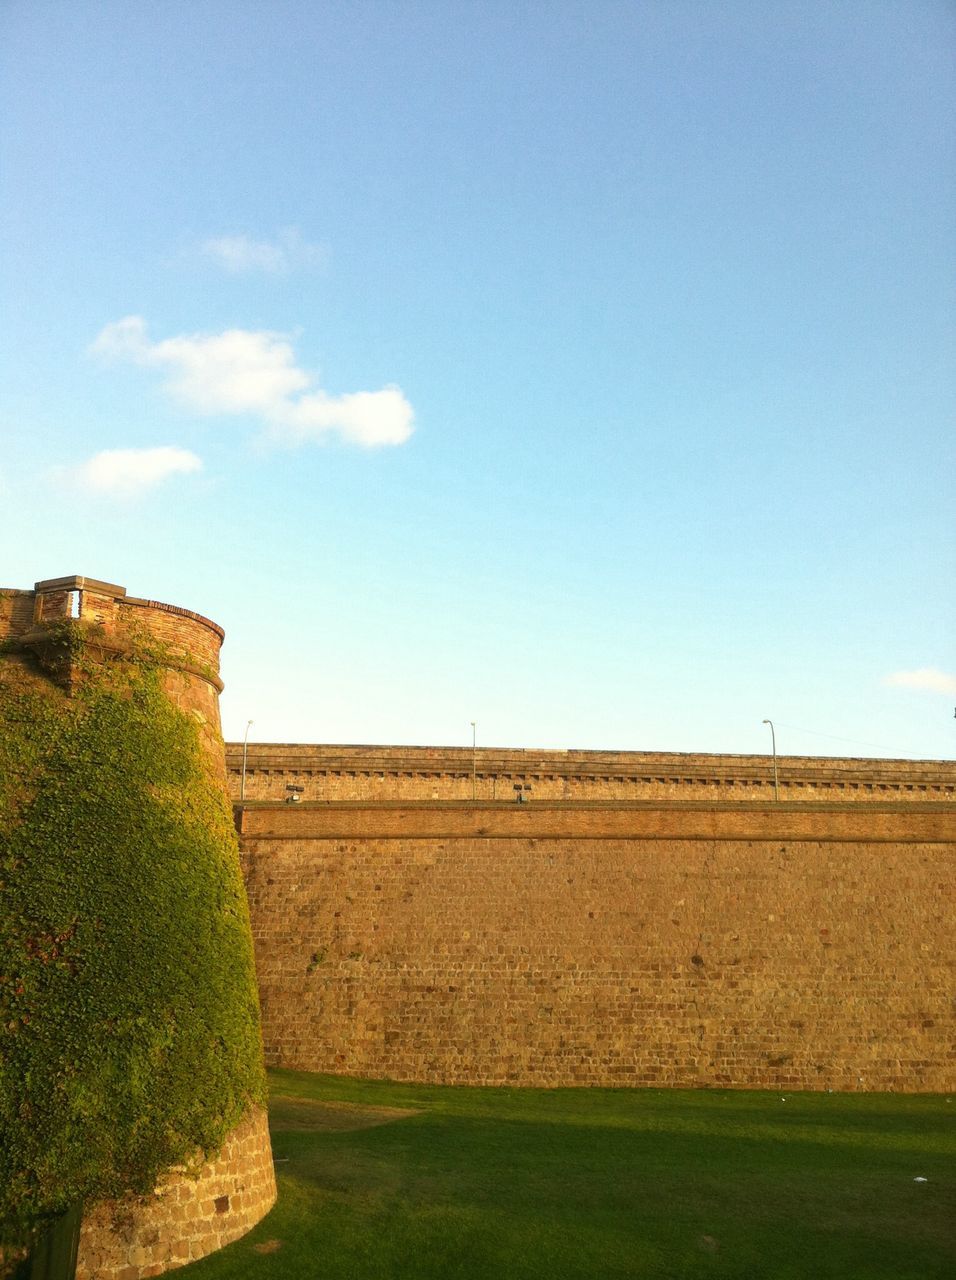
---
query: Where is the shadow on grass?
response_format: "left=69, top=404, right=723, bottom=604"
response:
left=178, top=1073, right=955, bottom=1280
left=269, top=1095, right=420, bottom=1132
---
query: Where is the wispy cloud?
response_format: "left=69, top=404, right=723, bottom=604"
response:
left=883, top=668, right=956, bottom=695
left=200, top=227, right=327, bottom=275
left=64, top=446, right=203, bottom=498
left=91, top=317, right=414, bottom=448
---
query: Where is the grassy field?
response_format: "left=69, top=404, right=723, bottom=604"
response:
left=182, top=1070, right=954, bottom=1280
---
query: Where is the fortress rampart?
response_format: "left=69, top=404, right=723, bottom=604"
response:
left=226, top=742, right=955, bottom=804
left=232, top=749, right=955, bottom=1093
left=4, top=572, right=953, bottom=1280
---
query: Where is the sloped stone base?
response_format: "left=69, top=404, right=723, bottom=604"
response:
left=76, top=1108, right=276, bottom=1279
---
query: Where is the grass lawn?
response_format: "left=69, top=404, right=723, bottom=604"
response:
left=182, top=1070, right=955, bottom=1280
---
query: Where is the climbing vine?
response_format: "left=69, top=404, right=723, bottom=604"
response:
left=0, top=635, right=265, bottom=1239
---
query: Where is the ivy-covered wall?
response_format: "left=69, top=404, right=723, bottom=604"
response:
left=0, top=589, right=270, bottom=1268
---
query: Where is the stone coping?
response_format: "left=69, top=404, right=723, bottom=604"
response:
left=225, top=742, right=955, bottom=780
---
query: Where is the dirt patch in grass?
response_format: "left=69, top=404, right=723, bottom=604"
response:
left=269, top=1095, right=420, bottom=1133
left=251, top=1239, right=282, bottom=1255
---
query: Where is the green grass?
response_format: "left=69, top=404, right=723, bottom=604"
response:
left=183, top=1071, right=955, bottom=1280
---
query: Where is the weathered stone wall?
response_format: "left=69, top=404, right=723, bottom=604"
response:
left=238, top=800, right=955, bottom=1092
left=226, top=742, right=956, bottom=805
left=76, top=1109, right=275, bottom=1280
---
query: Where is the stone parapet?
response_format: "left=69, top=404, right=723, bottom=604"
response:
left=226, top=742, right=956, bottom=805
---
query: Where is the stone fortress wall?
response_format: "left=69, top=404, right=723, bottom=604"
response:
left=3, top=574, right=953, bottom=1277
left=229, top=745, right=956, bottom=1093
left=1, top=578, right=276, bottom=1280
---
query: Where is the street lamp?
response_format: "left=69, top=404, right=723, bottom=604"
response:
left=470, top=721, right=477, bottom=800
left=762, top=719, right=779, bottom=802
left=240, top=719, right=253, bottom=802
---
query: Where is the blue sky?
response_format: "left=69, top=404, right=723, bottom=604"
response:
left=2, top=0, right=953, bottom=759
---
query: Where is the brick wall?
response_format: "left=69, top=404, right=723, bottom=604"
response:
left=0, top=588, right=36, bottom=639
left=238, top=800, right=955, bottom=1092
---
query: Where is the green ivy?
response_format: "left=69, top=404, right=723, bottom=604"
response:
left=0, top=640, right=265, bottom=1238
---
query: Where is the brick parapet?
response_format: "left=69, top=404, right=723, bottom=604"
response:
left=1, top=577, right=228, bottom=755
left=0, top=578, right=223, bottom=696
left=0, top=588, right=35, bottom=640
left=117, top=596, right=224, bottom=677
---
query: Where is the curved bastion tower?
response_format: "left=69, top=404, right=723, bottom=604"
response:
left=0, top=576, right=276, bottom=1279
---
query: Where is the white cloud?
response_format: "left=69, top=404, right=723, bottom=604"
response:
left=91, top=317, right=414, bottom=449
left=66, top=446, right=203, bottom=498
left=278, top=387, right=417, bottom=448
left=200, top=227, right=327, bottom=275
left=150, top=328, right=309, bottom=416
left=883, top=668, right=956, bottom=696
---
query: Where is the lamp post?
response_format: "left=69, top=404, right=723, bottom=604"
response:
left=762, top=719, right=779, bottom=802
left=240, top=719, right=253, bottom=802
left=470, top=721, right=477, bottom=800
